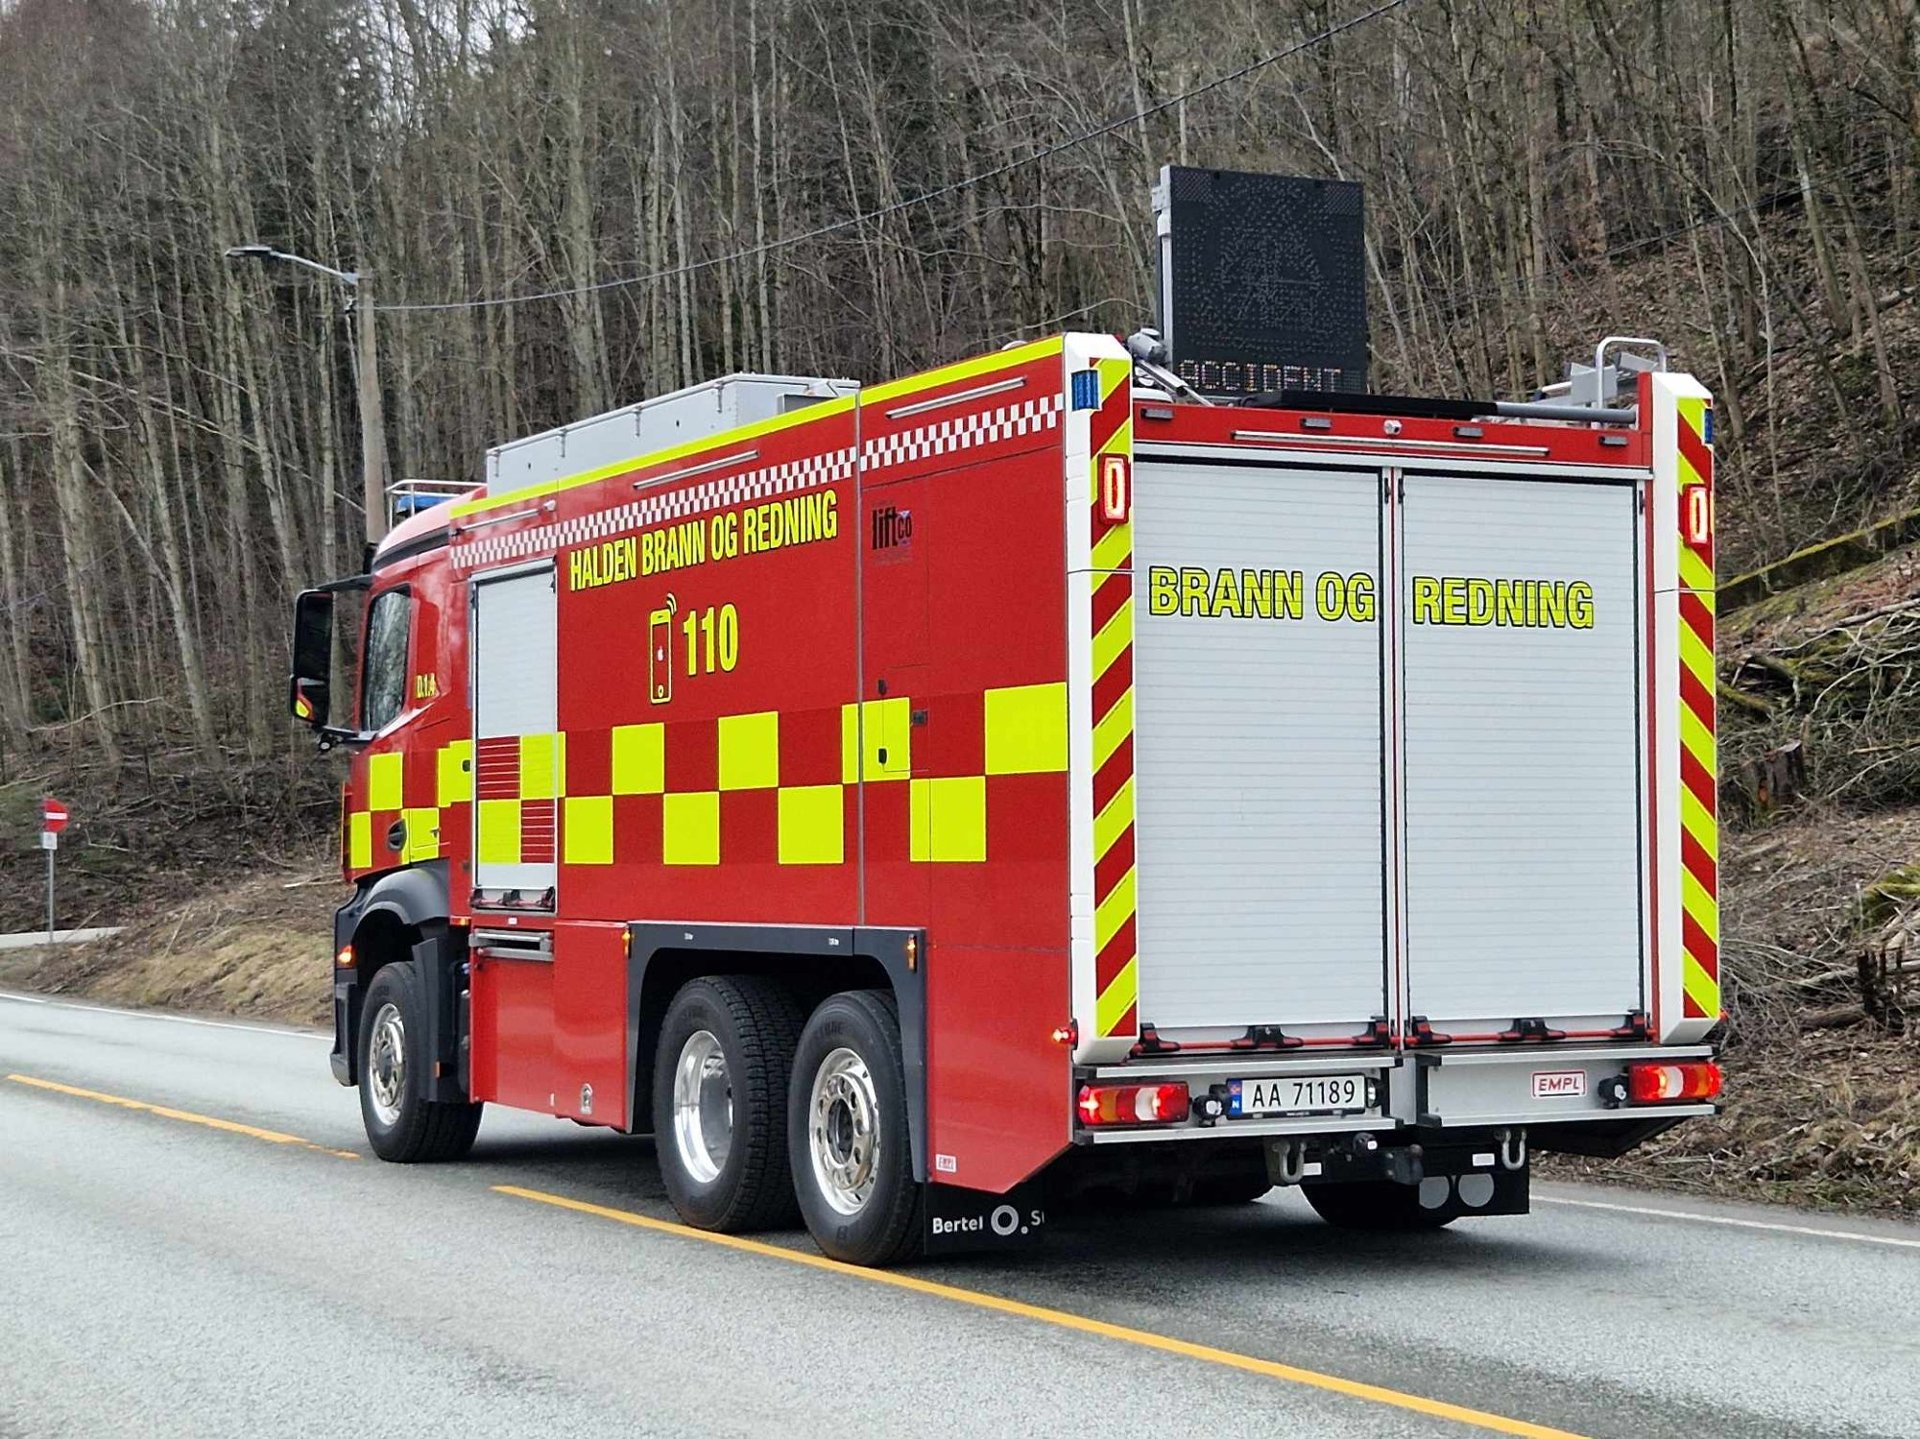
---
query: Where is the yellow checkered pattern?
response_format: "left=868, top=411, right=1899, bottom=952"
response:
left=345, top=682, right=1067, bottom=873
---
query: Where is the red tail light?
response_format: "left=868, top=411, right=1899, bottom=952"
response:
left=1626, top=1060, right=1721, bottom=1104
left=1077, top=1082, right=1189, bottom=1126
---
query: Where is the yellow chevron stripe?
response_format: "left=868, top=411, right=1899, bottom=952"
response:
left=1089, top=352, right=1137, bottom=1041
left=1679, top=704, right=1716, bottom=776
left=1093, top=688, right=1133, bottom=771
left=1095, top=867, right=1136, bottom=952
left=1681, top=951, right=1720, bottom=1017
left=1094, top=778, right=1135, bottom=858
left=1091, top=523, right=1131, bottom=574
left=1679, top=620, right=1715, bottom=690
left=1095, top=958, right=1138, bottom=1037
left=1680, top=868, right=1718, bottom=945
left=1093, top=599, right=1133, bottom=682
left=1680, top=785, right=1718, bottom=863
left=1676, top=447, right=1704, bottom=493
left=1679, top=546, right=1715, bottom=597
left=1675, top=394, right=1717, bottom=1021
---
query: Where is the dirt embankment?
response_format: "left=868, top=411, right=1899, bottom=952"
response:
left=0, top=751, right=341, bottom=1026
left=0, top=867, right=338, bottom=1028
left=0, top=753, right=339, bottom=934
left=1547, top=803, right=1920, bottom=1215
left=1550, top=544, right=1920, bottom=1218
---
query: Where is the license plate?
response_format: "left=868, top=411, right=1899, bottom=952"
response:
left=1229, top=1073, right=1370, bottom=1117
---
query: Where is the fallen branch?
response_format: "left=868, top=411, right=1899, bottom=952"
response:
left=1801, top=1004, right=1866, bottom=1030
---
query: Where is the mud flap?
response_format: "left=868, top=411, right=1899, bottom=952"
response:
left=412, top=927, right=467, bottom=1104
left=923, top=1179, right=1048, bottom=1256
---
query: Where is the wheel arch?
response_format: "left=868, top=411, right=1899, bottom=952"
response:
left=331, top=861, right=462, bottom=1099
left=626, top=923, right=927, bottom=1182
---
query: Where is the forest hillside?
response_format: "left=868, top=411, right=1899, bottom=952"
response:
left=1, top=0, right=1916, bottom=761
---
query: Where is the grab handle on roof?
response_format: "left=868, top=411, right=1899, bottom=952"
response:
left=1595, top=336, right=1668, bottom=376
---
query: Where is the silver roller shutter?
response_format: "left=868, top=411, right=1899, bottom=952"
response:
left=1131, top=460, right=1388, bottom=1034
left=1398, top=474, right=1643, bottom=1028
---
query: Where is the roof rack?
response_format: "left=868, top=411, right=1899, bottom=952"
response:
left=387, top=478, right=471, bottom=525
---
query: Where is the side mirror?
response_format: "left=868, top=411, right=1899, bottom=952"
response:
left=290, top=590, right=334, bottom=729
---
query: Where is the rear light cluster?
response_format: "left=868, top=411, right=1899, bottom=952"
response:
left=1077, top=1082, right=1189, bottom=1127
left=1626, top=1060, right=1721, bottom=1104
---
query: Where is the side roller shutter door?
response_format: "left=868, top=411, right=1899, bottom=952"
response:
left=472, top=567, right=560, bottom=898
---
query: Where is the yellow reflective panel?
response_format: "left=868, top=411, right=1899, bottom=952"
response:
left=984, top=682, right=1068, bottom=776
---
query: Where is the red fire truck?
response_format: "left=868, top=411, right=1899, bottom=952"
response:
left=290, top=331, right=1722, bottom=1265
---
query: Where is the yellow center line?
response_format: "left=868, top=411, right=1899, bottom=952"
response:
left=493, top=1184, right=1589, bottom=1439
left=5, top=1073, right=359, bottom=1160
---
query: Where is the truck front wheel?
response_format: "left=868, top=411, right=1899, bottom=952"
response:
left=789, top=990, right=920, bottom=1266
left=1304, top=1179, right=1457, bottom=1231
left=358, top=960, right=483, bottom=1162
left=652, top=976, right=804, bottom=1233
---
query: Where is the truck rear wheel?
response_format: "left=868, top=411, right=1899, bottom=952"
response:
left=652, top=975, right=804, bottom=1233
left=789, top=990, right=920, bottom=1267
left=1304, top=1179, right=1457, bottom=1232
left=1191, top=1172, right=1274, bottom=1206
left=359, top=960, right=483, bottom=1162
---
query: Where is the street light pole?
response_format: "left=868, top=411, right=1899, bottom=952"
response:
left=224, top=244, right=390, bottom=553
left=352, top=274, right=389, bottom=552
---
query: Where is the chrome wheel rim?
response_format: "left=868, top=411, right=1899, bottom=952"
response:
left=366, top=1001, right=406, bottom=1126
left=809, top=1047, right=879, bottom=1216
left=671, top=1030, right=732, bottom=1185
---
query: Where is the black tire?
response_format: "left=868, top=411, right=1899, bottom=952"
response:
left=652, top=975, right=805, bottom=1233
left=789, top=990, right=920, bottom=1267
left=1190, top=1172, right=1274, bottom=1206
left=1303, top=1179, right=1457, bottom=1231
left=1106, top=1172, right=1271, bottom=1209
left=358, top=960, right=483, bottom=1162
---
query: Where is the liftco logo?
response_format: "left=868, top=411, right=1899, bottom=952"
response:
left=1532, top=1071, right=1587, bottom=1099
left=871, top=504, right=914, bottom=551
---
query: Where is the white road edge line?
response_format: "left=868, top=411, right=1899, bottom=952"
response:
left=0, top=990, right=329, bottom=1041
left=1538, top=1195, right=1920, bottom=1251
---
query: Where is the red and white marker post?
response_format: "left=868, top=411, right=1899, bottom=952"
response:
left=40, top=798, right=68, bottom=940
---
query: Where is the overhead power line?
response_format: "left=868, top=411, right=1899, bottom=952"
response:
left=375, top=0, right=1416, bottom=315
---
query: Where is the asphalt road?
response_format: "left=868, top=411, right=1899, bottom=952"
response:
left=3, top=990, right=1918, bottom=1439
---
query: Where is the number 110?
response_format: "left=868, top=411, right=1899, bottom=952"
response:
left=681, top=604, right=740, bottom=675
